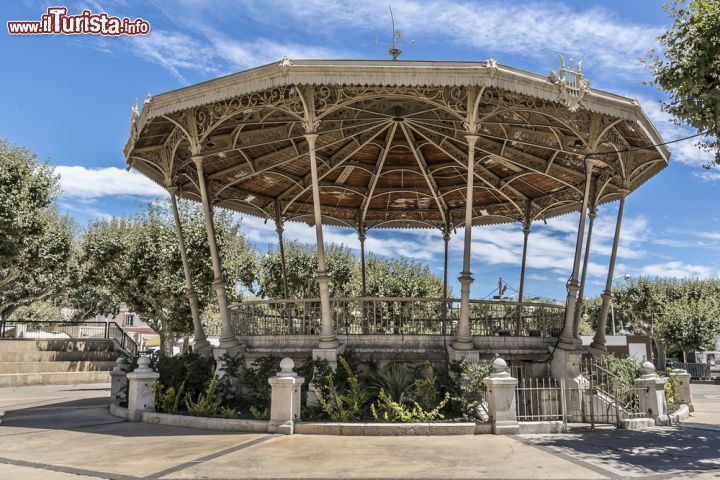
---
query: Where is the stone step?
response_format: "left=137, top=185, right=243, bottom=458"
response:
left=0, top=350, right=120, bottom=362
left=0, top=339, right=116, bottom=352
left=0, top=360, right=117, bottom=375
left=0, top=371, right=110, bottom=387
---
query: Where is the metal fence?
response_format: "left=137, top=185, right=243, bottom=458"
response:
left=0, top=320, right=137, bottom=356
left=674, top=362, right=712, bottom=380
left=516, top=377, right=568, bottom=428
left=516, top=358, right=650, bottom=428
left=229, top=297, right=565, bottom=337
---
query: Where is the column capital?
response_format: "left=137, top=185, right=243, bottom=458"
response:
left=522, top=222, right=531, bottom=235
left=618, top=187, right=630, bottom=198
left=275, top=223, right=284, bottom=235
left=212, top=278, right=227, bottom=290
left=357, top=231, right=366, bottom=242
left=304, top=132, right=319, bottom=146
left=584, top=156, right=602, bottom=172
left=465, top=133, right=480, bottom=146
left=458, top=272, right=474, bottom=283
left=191, top=154, right=204, bottom=166
left=166, top=185, right=178, bottom=195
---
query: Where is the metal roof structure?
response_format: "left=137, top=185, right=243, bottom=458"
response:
left=124, top=58, right=669, bottom=231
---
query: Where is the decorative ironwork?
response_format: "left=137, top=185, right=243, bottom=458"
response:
left=549, top=54, right=591, bottom=112
left=228, top=297, right=564, bottom=336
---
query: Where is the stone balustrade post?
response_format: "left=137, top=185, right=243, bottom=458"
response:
left=268, top=357, right=305, bottom=434
left=483, top=358, right=520, bottom=434
left=670, top=368, right=693, bottom=412
left=109, top=356, right=129, bottom=403
left=127, top=355, right=160, bottom=422
left=634, top=362, right=667, bottom=421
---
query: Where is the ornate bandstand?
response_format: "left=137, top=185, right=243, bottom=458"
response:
left=124, top=57, right=668, bottom=372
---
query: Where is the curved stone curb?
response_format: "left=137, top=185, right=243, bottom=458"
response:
left=142, top=412, right=269, bottom=432
left=668, top=404, right=690, bottom=424
left=109, top=402, right=129, bottom=421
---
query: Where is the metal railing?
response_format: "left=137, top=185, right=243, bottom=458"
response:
left=580, top=356, right=646, bottom=426
left=674, top=362, right=712, bottom=380
left=229, top=297, right=565, bottom=336
left=0, top=320, right=137, bottom=356
left=516, top=377, right=568, bottom=429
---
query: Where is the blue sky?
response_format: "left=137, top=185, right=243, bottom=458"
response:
left=2, top=0, right=719, bottom=301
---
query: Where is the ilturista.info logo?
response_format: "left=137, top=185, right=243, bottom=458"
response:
left=7, top=7, right=150, bottom=36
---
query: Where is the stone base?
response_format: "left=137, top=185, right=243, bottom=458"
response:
left=446, top=344, right=480, bottom=363
left=549, top=347, right=583, bottom=381
left=587, top=344, right=609, bottom=358
left=268, top=420, right=294, bottom=435
left=493, top=421, right=520, bottom=435
left=312, top=345, right=346, bottom=371
left=193, top=339, right=214, bottom=357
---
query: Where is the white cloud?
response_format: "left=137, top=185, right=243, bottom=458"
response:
left=56, top=165, right=167, bottom=199
left=638, top=261, right=717, bottom=279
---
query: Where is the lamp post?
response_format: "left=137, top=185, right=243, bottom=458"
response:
left=610, top=273, right=631, bottom=336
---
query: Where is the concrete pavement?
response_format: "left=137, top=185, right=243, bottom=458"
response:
left=0, top=382, right=718, bottom=479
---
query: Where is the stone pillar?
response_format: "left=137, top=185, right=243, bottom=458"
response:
left=127, top=355, right=159, bottom=422
left=670, top=368, right=693, bottom=412
left=109, top=357, right=128, bottom=403
left=193, top=156, right=241, bottom=354
left=168, top=186, right=212, bottom=357
left=635, top=362, right=667, bottom=420
left=453, top=134, right=479, bottom=355
left=483, top=358, right=520, bottom=434
left=268, top=358, right=305, bottom=434
left=306, top=133, right=341, bottom=362
left=573, top=206, right=597, bottom=340
left=591, top=190, right=628, bottom=352
left=558, top=158, right=596, bottom=350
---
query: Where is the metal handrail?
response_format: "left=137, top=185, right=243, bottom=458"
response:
left=228, top=296, right=565, bottom=336
left=0, top=320, right=137, bottom=356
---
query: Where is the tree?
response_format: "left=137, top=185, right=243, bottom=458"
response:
left=660, top=297, right=720, bottom=356
left=0, top=209, right=75, bottom=321
left=359, top=255, right=444, bottom=298
left=0, top=140, right=74, bottom=322
left=257, top=241, right=355, bottom=299
left=646, top=0, right=720, bottom=165
left=72, top=201, right=256, bottom=351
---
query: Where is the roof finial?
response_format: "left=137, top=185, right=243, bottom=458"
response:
left=375, top=5, right=414, bottom=61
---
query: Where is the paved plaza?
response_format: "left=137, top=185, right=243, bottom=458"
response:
left=0, top=383, right=719, bottom=479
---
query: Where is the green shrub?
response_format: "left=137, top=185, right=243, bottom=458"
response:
left=370, top=388, right=450, bottom=423
left=215, top=352, right=244, bottom=409
left=155, top=381, right=185, bottom=414
left=185, top=377, right=223, bottom=417
left=154, top=352, right=214, bottom=402
left=239, top=356, right=281, bottom=412
left=454, top=360, right=492, bottom=420
left=316, top=356, right=368, bottom=421
left=371, top=363, right=415, bottom=402
left=665, top=368, right=678, bottom=411
left=412, top=362, right=441, bottom=411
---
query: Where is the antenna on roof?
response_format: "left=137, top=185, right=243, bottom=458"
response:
left=375, top=5, right=414, bottom=60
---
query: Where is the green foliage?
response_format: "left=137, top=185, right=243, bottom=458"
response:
left=370, top=389, right=450, bottom=423
left=645, top=0, right=720, bottom=165
left=185, top=377, right=223, bottom=417
left=453, top=360, right=492, bottom=420
left=154, top=352, right=214, bottom=403
left=215, top=353, right=244, bottom=409
left=0, top=139, right=69, bottom=320
left=371, top=363, right=415, bottom=402
left=249, top=406, right=270, bottom=420
left=585, top=278, right=720, bottom=356
left=595, top=355, right=644, bottom=387
left=316, top=356, right=368, bottom=422
left=257, top=241, right=354, bottom=298
left=8, top=300, right=64, bottom=322
left=70, top=200, right=256, bottom=350
left=665, top=369, right=679, bottom=411
left=239, top=356, right=281, bottom=412
left=155, top=381, right=185, bottom=414
left=660, top=297, right=720, bottom=351
left=412, top=363, right=441, bottom=411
